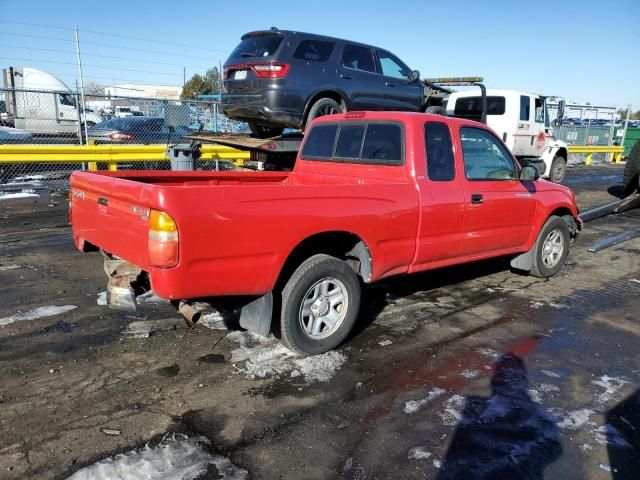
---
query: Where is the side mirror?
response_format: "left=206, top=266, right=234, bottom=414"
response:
left=520, top=164, right=540, bottom=181
left=409, top=70, right=420, bottom=82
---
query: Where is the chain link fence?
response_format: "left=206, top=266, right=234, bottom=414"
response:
left=0, top=88, right=249, bottom=200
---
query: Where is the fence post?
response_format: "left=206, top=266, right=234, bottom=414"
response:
left=586, top=152, right=592, bottom=166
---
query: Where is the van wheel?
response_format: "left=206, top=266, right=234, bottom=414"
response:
left=622, top=141, right=640, bottom=196
left=550, top=156, right=566, bottom=183
left=248, top=121, right=284, bottom=139
left=305, top=98, right=344, bottom=131
left=530, top=216, right=570, bottom=278
left=280, top=254, right=360, bottom=355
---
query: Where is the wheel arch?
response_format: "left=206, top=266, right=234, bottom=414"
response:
left=303, top=90, right=348, bottom=124
left=277, top=231, right=373, bottom=288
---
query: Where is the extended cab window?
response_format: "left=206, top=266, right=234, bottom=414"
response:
left=301, top=124, right=338, bottom=158
left=294, top=40, right=335, bottom=62
left=342, top=45, right=376, bottom=73
left=302, top=122, right=403, bottom=165
left=460, top=127, right=516, bottom=181
left=425, top=122, right=455, bottom=181
left=376, top=50, right=411, bottom=80
left=520, top=95, right=531, bottom=121
left=453, top=96, right=505, bottom=119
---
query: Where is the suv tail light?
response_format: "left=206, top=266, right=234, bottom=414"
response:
left=148, top=209, right=178, bottom=268
left=224, top=62, right=290, bottom=79
left=108, top=132, right=134, bottom=141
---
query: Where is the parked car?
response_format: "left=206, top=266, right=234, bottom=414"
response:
left=0, top=126, right=32, bottom=143
left=222, top=29, right=424, bottom=137
left=86, top=117, right=191, bottom=144
left=70, top=111, right=581, bottom=355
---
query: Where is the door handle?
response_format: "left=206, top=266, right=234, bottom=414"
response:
left=385, top=81, right=395, bottom=87
left=340, top=74, right=352, bottom=80
left=471, top=194, right=483, bottom=204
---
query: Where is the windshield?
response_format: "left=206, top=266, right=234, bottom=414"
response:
left=229, top=34, right=283, bottom=60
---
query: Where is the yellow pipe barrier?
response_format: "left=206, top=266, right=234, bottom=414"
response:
left=567, top=145, right=624, bottom=166
left=0, top=144, right=250, bottom=166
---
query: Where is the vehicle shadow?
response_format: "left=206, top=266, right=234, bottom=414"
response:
left=606, top=388, right=640, bottom=479
left=607, top=185, right=626, bottom=199
left=436, top=354, right=562, bottom=480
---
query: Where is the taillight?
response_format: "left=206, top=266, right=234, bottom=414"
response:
left=224, top=62, right=290, bottom=80
left=148, top=209, right=178, bottom=268
left=108, top=132, right=134, bottom=141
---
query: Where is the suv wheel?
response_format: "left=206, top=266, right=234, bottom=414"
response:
left=248, top=121, right=284, bottom=139
left=530, top=216, right=570, bottom=278
left=280, top=254, right=360, bottom=355
left=305, top=98, right=344, bottom=131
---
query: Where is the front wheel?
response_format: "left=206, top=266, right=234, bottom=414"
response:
left=530, top=216, right=570, bottom=278
left=550, top=155, right=567, bottom=183
left=280, top=254, right=360, bottom=355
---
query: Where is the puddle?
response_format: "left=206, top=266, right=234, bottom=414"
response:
left=198, top=353, right=226, bottom=364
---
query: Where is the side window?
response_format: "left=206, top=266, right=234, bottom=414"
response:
left=293, top=40, right=335, bottom=62
left=534, top=97, right=544, bottom=123
left=341, top=45, right=376, bottom=73
left=335, top=125, right=365, bottom=158
left=460, top=127, right=516, bottom=181
left=301, top=124, right=338, bottom=158
left=376, top=50, right=410, bottom=80
left=58, top=94, right=75, bottom=107
left=425, top=122, right=455, bottom=181
left=362, top=124, right=402, bottom=162
left=520, top=95, right=531, bottom=121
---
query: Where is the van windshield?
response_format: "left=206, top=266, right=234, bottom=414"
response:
left=230, top=34, right=283, bottom=59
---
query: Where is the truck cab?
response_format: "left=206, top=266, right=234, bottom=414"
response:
left=446, top=89, right=569, bottom=183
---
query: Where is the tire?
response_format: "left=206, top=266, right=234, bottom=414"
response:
left=280, top=254, right=360, bottom=355
left=549, top=155, right=567, bottom=183
left=248, top=121, right=284, bottom=139
left=529, top=216, right=570, bottom=278
left=304, top=98, right=344, bottom=131
left=425, top=106, right=446, bottom=116
left=622, top=141, right=640, bottom=197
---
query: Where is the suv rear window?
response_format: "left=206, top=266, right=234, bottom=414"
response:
left=293, top=40, right=335, bottom=62
left=302, top=122, right=403, bottom=165
left=230, top=34, right=283, bottom=59
left=453, top=96, right=506, bottom=117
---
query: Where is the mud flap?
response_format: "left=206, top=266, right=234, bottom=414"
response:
left=239, top=292, right=273, bottom=337
left=104, top=256, right=142, bottom=313
left=510, top=249, right=534, bottom=272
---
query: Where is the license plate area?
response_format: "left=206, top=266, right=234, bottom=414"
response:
left=234, top=70, right=248, bottom=80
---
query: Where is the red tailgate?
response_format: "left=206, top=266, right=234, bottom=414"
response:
left=70, top=171, right=152, bottom=270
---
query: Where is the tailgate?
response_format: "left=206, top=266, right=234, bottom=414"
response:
left=70, top=171, right=153, bottom=270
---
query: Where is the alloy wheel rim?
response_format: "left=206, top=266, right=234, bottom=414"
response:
left=298, top=277, right=348, bottom=339
left=542, top=228, right=564, bottom=267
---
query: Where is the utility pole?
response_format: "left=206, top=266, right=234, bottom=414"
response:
left=75, top=26, right=89, bottom=143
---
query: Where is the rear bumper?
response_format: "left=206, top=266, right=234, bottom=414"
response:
left=222, top=90, right=304, bottom=128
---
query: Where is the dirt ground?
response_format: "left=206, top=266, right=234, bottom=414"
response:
left=0, top=164, right=638, bottom=480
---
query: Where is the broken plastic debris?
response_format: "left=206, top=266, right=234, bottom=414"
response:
left=408, top=446, right=432, bottom=460
left=101, top=428, right=122, bottom=436
left=598, top=463, right=618, bottom=473
left=378, top=339, right=393, bottom=346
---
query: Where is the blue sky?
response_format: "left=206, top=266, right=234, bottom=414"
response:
left=0, top=0, right=638, bottom=107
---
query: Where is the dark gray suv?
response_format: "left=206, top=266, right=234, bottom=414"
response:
left=222, top=29, right=425, bottom=137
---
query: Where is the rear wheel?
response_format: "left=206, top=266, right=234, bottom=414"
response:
left=550, top=155, right=567, bottom=183
left=622, top=141, right=640, bottom=196
left=280, top=254, right=360, bottom=355
left=248, top=121, right=284, bottom=139
left=530, top=216, right=570, bottom=278
left=305, top=98, right=344, bottom=131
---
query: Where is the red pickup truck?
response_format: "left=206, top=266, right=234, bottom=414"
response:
left=70, top=111, right=581, bottom=355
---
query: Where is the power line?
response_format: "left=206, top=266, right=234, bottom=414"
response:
left=0, top=19, right=71, bottom=31
left=0, top=32, right=223, bottom=61
left=0, top=44, right=215, bottom=70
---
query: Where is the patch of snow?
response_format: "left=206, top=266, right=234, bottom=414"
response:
left=477, top=347, right=500, bottom=359
left=0, top=305, right=77, bottom=327
left=556, top=408, right=595, bottom=430
left=378, top=339, right=393, bottom=346
left=592, top=375, right=629, bottom=404
left=0, top=192, right=40, bottom=201
left=404, top=388, right=447, bottom=414
left=0, top=264, right=21, bottom=271
left=407, top=446, right=432, bottom=460
left=460, top=369, right=480, bottom=379
left=439, top=394, right=466, bottom=426
left=227, top=331, right=346, bottom=383
left=201, top=311, right=228, bottom=330
left=433, top=459, right=442, bottom=469
left=67, top=433, right=247, bottom=480
left=97, top=291, right=107, bottom=306
left=629, top=278, right=640, bottom=284
left=541, top=369, right=561, bottom=379
left=528, top=301, right=545, bottom=309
